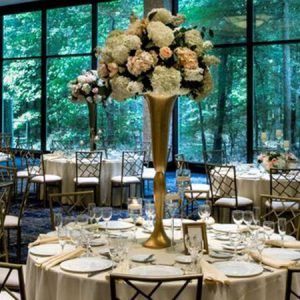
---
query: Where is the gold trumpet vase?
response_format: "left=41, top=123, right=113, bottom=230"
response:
left=143, top=93, right=177, bottom=249
left=87, top=102, right=96, bottom=151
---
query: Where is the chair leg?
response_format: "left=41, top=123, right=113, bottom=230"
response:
left=16, top=227, right=21, bottom=263
left=285, top=269, right=292, bottom=300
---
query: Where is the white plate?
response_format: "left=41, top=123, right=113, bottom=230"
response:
left=98, top=221, right=134, bottom=230
left=29, top=244, right=75, bottom=256
left=130, top=254, right=155, bottom=263
left=90, top=238, right=107, bottom=247
left=175, top=255, right=192, bottom=264
left=60, top=257, right=113, bottom=273
left=213, top=261, right=263, bottom=277
left=263, top=248, right=300, bottom=261
left=223, top=244, right=245, bottom=251
left=209, top=251, right=233, bottom=259
left=129, top=265, right=183, bottom=277
left=163, top=218, right=193, bottom=228
left=212, top=224, right=247, bottom=233
left=215, top=234, right=230, bottom=241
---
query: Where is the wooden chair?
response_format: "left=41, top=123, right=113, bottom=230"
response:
left=0, top=198, right=8, bottom=262
left=205, top=164, right=253, bottom=221
left=285, top=266, right=300, bottom=300
left=110, top=273, right=203, bottom=300
left=111, top=150, right=145, bottom=207
left=48, top=191, right=94, bottom=230
left=74, top=151, right=102, bottom=205
left=0, top=165, right=17, bottom=201
left=0, top=262, right=26, bottom=300
left=261, top=194, right=300, bottom=239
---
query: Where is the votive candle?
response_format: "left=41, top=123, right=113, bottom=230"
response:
left=276, top=129, right=283, bottom=138
left=261, top=132, right=267, bottom=142
left=283, top=140, right=289, bottom=148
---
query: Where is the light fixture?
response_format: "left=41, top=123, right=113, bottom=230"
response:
left=225, top=14, right=271, bottom=29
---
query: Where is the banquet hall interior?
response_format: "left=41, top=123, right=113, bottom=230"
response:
left=0, top=0, right=300, bottom=299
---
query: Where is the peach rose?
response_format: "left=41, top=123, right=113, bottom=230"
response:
left=175, top=47, right=198, bottom=69
left=159, top=47, right=172, bottom=60
left=107, top=62, right=119, bottom=78
left=98, top=63, right=109, bottom=78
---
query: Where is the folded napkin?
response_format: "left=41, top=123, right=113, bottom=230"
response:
left=248, top=250, right=297, bottom=269
left=201, top=259, right=230, bottom=285
left=118, top=217, right=144, bottom=226
left=265, top=240, right=300, bottom=249
left=29, top=236, right=60, bottom=248
left=37, top=247, right=85, bottom=270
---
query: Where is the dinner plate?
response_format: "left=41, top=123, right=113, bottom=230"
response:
left=175, top=255, right=192, bottom=264
left=130, top=254, right=155, bottom=263
left=223, top=244, right=245, bottom=251
left=129, top=265, right=183, bottom=277
left=215, top=234, right=230, bottom=241
left=98, top=221, right=134, bottom=230
left=212, top=224, right=247, bottom=233
left=263, top=248, right=300, bottom=261
left=90, top=238, right=107, bottom=247
left=29, top=244, right=75, bottom=256
left=209, top=251, right=233, bottom=259
left=163, top=218, right=193, bottom=228
left=213, top=261, right=263, bottom=277
left=60, top=257, right=113, bottom=273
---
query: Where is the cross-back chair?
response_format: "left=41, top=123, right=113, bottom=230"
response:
left=0, top=165, right=17, bottom=200
left=74, top=151, right=103, bottom=205
left=205, top=164, right=253, bottom=221
left=48, top=190, right=94, bottom=230
left=0, top=198, right=8, bottom=262
left=285, top=266, right=300, bottom=300
left=111, top=150, right=145, bottom=207
left=0, top=262, right=26, bottom=300
left=110, top=273, right=203, bottom=300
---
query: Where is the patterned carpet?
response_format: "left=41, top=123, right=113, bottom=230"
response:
left=8, top=171, right=206, bottom=263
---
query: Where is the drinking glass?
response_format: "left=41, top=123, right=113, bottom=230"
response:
left=243, top=210, right=254, bottom=228
left=263, top=221, right=275, bottom=240
left=198, top=201, right=211, bottom=222
left=76, top=214, right=89, bottom=228
left=278, top=218, right=286, bottom=247
left=252, top=206, right=261, bottom=228
left=128, top=198, right=142, bottom=242
left=165, top=197, right=180, bottom=248
left=145, top=202, right=155, bottom=228
left=229, top=232, right=242, bottom=261
left=88, top=203, right=96, bottom=224
left=54, top=212, right=63, bottom=230
left=57, top=226, right=68, bottom=252
left=81, top=229, right=94, bottom=256
left=93, top=207, right=103, bottom=223
left=102, top=207, right=113, bottom=236
left=184, top=234, right=203, bottom=272
left=176, top=168, right=191, bottom=219
left=232, top=210, right=244, bottom=231
left=255, top=231, right=266, bottom=265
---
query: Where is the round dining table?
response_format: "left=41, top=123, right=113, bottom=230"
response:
left=25, top=222, right=297, bottom=300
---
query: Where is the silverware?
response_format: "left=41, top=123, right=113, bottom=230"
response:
left=143, top=254, right=154, bottom=262
left=87, top=265, right=115, bottom=278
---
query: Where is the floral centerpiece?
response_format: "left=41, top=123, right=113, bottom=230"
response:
left=257, top=152, right=287, bottom=172
left=95, top=8, right=219, bottom=100
left=285, top=152, right=298, bottom=168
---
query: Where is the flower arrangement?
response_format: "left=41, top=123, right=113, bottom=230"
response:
left=69, top=70, right=105, bottom=104
left=285, top=152, right=298, bottom=162
left=257, top=151, right=287, bottom=172
left=95, top=8, right=219, bottom=101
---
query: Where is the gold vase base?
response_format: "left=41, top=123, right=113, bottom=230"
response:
left=143, top=229, right=171, bottom=249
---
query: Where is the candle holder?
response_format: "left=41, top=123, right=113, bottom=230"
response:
left=128, top=197, right=142, bottom=242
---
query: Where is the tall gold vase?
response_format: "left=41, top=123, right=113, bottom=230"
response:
left=87, top=102, right=96, bottom=151
left=143, top=93, right=177, bottom=249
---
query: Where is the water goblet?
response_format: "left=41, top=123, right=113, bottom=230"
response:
left=128, top=198, right=142, bottom=242
left=278, top=218, right=286, bottom=247
left=232, top=210, right=244, bottom=232
left=54, top=212, right=63, bottom=231
left=255, top=231, right=266, bottom=265
left=263, top=221, right=275, bottom=240
left=93, top=207, right=102, bottom=223
left=165, top=196, right=180, bottom=248
left=76, top=214, right=89, bottom=228
left=176, top=168, right=191, bottom=219
left=184, top=234, right=203, bottom=272
left=145, top=202, right=155, bottom=228
left=229, top=232, right=242, bottom=261
left=57, top=226, right=68, bottom=252
left=88, top=203, right=96, bottom=224
left=102, top=207, right=113, bottom=236
left=198, top=201, right=211, bottom=222
left=252, top=206, right=261, bottom=228
left=81, top=229, right=94, bottom=257
left=243, top=210, right=254, bottom=228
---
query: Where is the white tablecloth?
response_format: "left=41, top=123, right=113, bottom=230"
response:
left=43, top=154, right=122, bottom=206
left=25, top=225, right=295, bottom=300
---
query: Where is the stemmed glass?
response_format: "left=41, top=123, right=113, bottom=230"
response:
left=165, top=197, right=180, bottom=248
left=198, top=201, right=211, bottom=223
left=102, top=207, right=113, bottom=237
left=252, top=206, right=261, bottom=229
left=128, top=198, right=142, bottom=242
left=57, top=226, right=68, bottom=252
left=176, top=168, right=191, bottom=220
left=145, top=202, right=155, bottom=229
left=88, top=203, right=96, bottom=224
left=263, top=221, right=275, bottom=240
left=76, top=214, right=89, bottom=228
left=255, top=231, right=266, bottom=265
left=184, top=234, right=203, bottom=272
left=229, top=232, right=242, bottom=261
left=278, top=218, right=286, bottom=247
left=232, top=210, right=244, bottom=232
left=54, top=212, right=63, bottom=231
left=243, top=210, right=254, bottom=229
left=93, top=207, right=103, bottom=224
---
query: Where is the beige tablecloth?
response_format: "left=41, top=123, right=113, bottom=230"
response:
left=26, top=226, right=293, bottom=300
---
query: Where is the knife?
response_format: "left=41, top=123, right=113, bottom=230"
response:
left=87, top=265, right=115, bottom=278
left=143, top=254, right=154, bottom=262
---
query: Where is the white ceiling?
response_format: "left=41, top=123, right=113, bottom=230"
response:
left=0, top=0, right=39, bottom=6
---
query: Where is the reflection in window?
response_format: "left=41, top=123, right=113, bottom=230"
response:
left=2, top=60, right=41, bottom=149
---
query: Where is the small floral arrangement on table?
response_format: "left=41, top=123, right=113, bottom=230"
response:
left=257, top=151, right=287, bottom=172
left=95, top=8, right=219, bottom=101
left=69, top=70, right=105, bottom=104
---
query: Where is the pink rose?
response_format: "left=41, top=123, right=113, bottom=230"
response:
left=159, top=47, right=172, bottom=60
left=92, top=87, right=99, bottom=94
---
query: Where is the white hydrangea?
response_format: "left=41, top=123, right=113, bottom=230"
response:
left=99, top=47, right=113, bottom=64
left=110, top=76, right=133, bottom=101
left=147, top=21, right=174, bottom=48
left=124, top=35, right=142, bottom=51
left=185, top=29, right=203, bottom=47
left=184, top=68, right=204, bottom=82
left=105, top=30, right=125, bottom=48
left=127, top=81, right=144, bottom=95
left=147, top=8, right=173, bottom=24
left=203, top=55, right=220, bottom=66
left=82, top=83, right=91, bottom=94
left=151, top=66, right=181, bottom=95
left=203, top=41, right=213, bottom=50
left=111, top=45, right=130, bottom=65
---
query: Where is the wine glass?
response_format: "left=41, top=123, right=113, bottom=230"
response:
left=57, top=226, right=68, bottom=252
left=102, top=207, right=113, bottom=236
left=88, top=203, right=96, bottom=224
left=252, top=206, right=261, bottom=229
left=93, top=207, right=103, bottom=223
left=176, top=168, right=191, bottom=219
left=255, top=231, right=266, bottom=265
left=229, top=232, right=242, bottom=261
left=76, top=214, right=89, bottom=228
left=232, top=210, right=244, bottom=231
left=243, top=210, right=254, bottom=228
left=54, top=212, right=63, bottom=231
left=145, top=202, right=155, bottom=228
left=128, top=198, right=142, bottom=242
left=81, top=229, right=94, bottom=257
left=165, top=197, right=180, bottom=248
left=184, top=234, right=203, bottom=272
left=263, top=221, right=275, bottom=240
left=198, top=201, right=211, bottom=222
left=278, top=218, right=286, bottom=247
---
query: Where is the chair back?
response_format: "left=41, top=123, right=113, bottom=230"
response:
left=175, top=153, right=189, bottom=169
left=75, top=151, right=102, bottom=181
left=110, top=273, right=203, bottom=300
left=0, top=262, right=26, bottom=300
left=25, top=151, right=43, bottom=177
left=269, top=168, right=300, bottom=198
left=0, top=198, right=8, bottom=262
left=205, top=164, right=238, bottom=204
left=121, top=151, right=145, bottom=178
left=0, top=165, right=17, bottom=200
left=48, top=191, right=94, bottom=230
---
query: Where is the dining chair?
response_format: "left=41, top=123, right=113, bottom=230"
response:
left=110, top=273, right=203, bottom=300
left=111, top=150, right=145, bottom=207
left=0, top=198, right=8, bottom=262
left=261, top=194, right=300, bottom=239
left=48, top=190, right=94, bottom=230
left=0, top=262, right=26, bottom=300
left=285, top=266, right=300, bottom=300
left=74, top=151, right=103, bottom=205
left=0, top=165, right=17, bottom=201
left=205, top=164, right=253, bottom=222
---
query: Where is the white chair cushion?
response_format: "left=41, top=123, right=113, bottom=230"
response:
left=111, top=176, right=140, bottom=184
left=17, top=170, right=28, bottom=178
left=142, top=168, right=155, bottom=180
left=265, top=200, right=300, bottom=211
left=73, top=177, right=99, bottom=185
left=0, top=291, right=21, bottom=300
left=4, top=215, right=18, bottom=228
left=214, top=196, right=253, bottom=207
left=184, top=183, right=211, bottom=200
left=0, top=265, right=26, bottom=287
left=31, top=174, right=62, bottom=183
